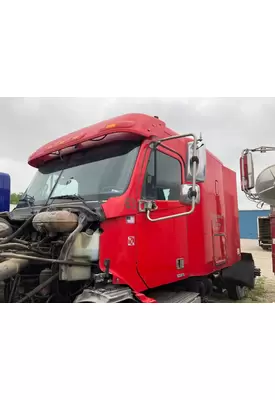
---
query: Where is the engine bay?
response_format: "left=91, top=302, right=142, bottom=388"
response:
left=0, top=205, right=106, bottom=303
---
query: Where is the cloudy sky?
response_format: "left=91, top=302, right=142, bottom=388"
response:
left=1, top=97, right=275, bottom=210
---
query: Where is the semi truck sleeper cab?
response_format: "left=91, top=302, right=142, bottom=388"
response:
left=0, top=114, right=259, bottom=303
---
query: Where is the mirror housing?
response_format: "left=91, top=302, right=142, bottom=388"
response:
left=186, top=141, right=206, bottom=182
left=240, top=151, right=255, bottom=191
left=180, top=184, right=201, bottom=205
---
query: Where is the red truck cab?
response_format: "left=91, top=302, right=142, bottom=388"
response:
left=0, top=114, right=258, bottom=303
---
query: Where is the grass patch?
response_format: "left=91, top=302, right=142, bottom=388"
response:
left=239, top=277, right=267, bottom=303
left=210, top=277, right=269, bottom=303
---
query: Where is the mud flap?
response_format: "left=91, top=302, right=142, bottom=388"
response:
left=221, top=253, right=256, bottom=289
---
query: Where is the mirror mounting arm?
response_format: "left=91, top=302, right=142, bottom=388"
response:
left=245, top=146, right=275, bottom=154
left=190, top=155, right=199, bottom=165
left=147, top=133, right=200, bottom=222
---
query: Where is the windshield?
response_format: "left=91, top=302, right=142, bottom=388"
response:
left=18, top=140, right=141, bottom=207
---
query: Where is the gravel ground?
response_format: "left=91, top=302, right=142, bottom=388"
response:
left=210, top=239, right=275, bottom=303
left=241, top=239, right=274, bottom=279
left=239, top=239, right=275, bottom=303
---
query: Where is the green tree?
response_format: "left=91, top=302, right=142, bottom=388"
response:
left=10, top=192, right=23, bottom=204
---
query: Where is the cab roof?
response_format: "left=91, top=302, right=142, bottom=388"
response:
left=28, top=113, right=178, bottom=168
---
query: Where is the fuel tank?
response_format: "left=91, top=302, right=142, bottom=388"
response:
left=255, top=164, right=275, bottom=206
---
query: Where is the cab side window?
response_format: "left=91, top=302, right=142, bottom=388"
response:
left=142, top=150, right=181, bottom=201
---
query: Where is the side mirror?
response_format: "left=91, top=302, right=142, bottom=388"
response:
left=179, top=184, right=201, bottom=205
left=240, top=151, right=255, bottom=191
left=186, top=141, right=206, bottom=183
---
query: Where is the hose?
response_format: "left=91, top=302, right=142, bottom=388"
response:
left=8, top=275, right=21, bottom=303
left=12, top=238, right=30, bottom=245
left=13, top=237, right=53, bottom=256
left=0, top=243, right=31, bottom=251
left=0, top=216, right=34, bottom=244
left=59, top=213, right=87, bottom=261
left=53, top=213, right=87, bottom=288
left=17, top=272, right=59, bottom=303
left=0, top=252, right=90, bottom=267
left=0, top=242, right=51, bottom=256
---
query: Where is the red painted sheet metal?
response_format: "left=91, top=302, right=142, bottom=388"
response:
left=28, top=113, right=168, bottom=167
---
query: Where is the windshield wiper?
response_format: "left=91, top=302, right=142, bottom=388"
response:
left=18, top=194, right=35, bottom=208
left=50, top=194, right=81, bottom=200
left=49, top=194, right=89, bottom=205
left=49, top=195, right=99, bottom=218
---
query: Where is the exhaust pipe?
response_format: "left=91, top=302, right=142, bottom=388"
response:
left=0, top=258, right=29, bottom=281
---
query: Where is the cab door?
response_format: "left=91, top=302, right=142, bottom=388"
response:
left=136, top=147, right=188, bottom=289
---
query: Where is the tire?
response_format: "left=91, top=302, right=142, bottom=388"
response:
left=227, top=284, right=246, bottom=301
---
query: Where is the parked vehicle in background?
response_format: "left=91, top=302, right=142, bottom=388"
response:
left=258, top=215, right=272, bottom=250
left=0, top=172, right=11, bottom=212
left=240, top=147, right=275, bottom=272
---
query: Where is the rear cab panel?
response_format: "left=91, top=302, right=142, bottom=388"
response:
left=223, top=166, right=241, bottom=266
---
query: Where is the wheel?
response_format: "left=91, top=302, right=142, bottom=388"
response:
left=227, top=283, right=246, bottom=301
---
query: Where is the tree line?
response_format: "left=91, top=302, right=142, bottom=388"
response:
left=10, top=192, right=23, bottom=204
